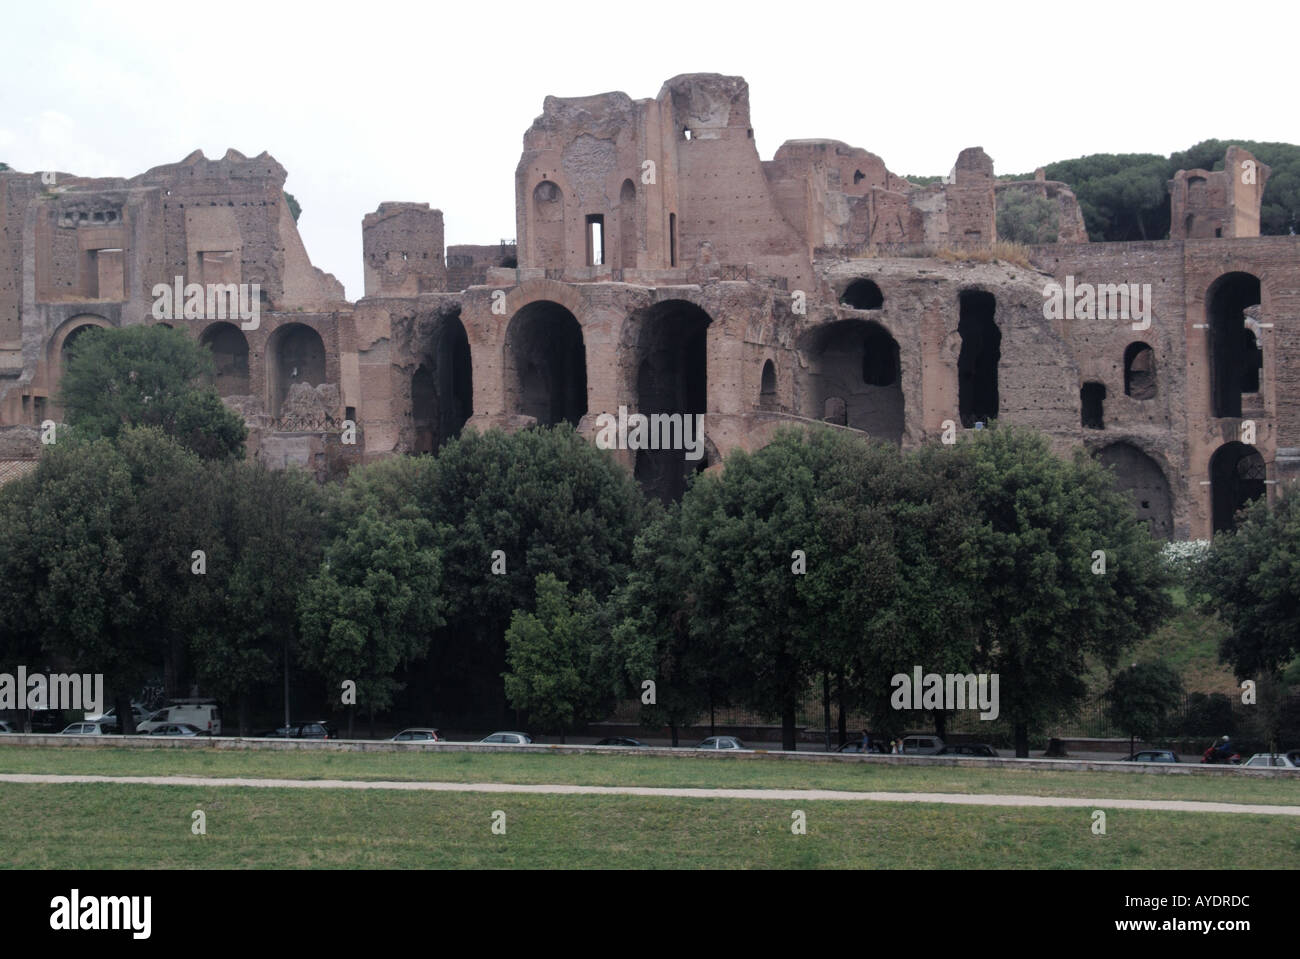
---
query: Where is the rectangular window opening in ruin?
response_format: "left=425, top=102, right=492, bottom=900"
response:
left=669, top=213, right=677, bottom=267
left=586, top=215, right=604, bottom=266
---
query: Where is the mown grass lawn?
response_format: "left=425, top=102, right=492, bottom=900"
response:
left=2, top=782, right=1295, bottom=869
left=1, top=744, right=1297, bottom=806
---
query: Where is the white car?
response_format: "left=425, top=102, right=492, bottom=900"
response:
left=1241, top=753, right=1298, bottom=768
left=137, top=702, right=222, bottom=735
left=695, top=736, right=746, bottom=750
left=60, top=722, right=111, bottom=735
left=84, top=704, right=148, bottom=729
left=479, top=732, right=532, bottom=744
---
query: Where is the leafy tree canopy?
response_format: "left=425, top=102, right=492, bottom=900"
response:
left=59, top=324, right=246, bottom=460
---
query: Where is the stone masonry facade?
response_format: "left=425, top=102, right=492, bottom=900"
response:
left=1, top=74, right=1295, bottom=539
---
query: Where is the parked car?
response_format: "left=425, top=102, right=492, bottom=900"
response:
left=85, top=704, right=148, bottom=730
left=149, top=723, right=208, bottom=737
left=900, top=735, right=945, bottom=755
left=939, top=743, right=999, bottom=758
left=0, top=720, right=18, bottom=734
left=695, top=736, right=746, bottom=750
left=59, top=722, right=111, bottom=735
left=1123, top=749, right=1180, bottom=763
left=837, top=738, right=889, bottom=754
left=479, top=732, right=532, bottom=744
left=391, top=728, right=441, bottom=742
left=594, top=737, right=647, bottom=747
left=137, top=701, right=222, bottom=736
left=255, top=721, right=338, bottom=739
left=1241, top=753, right=1299, bottom=768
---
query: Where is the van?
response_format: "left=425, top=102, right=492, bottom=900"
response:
left=137, top=701, right=222, bottom=735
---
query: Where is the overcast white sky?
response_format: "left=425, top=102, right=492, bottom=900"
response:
left=2, top=1, right=1295, bottom=299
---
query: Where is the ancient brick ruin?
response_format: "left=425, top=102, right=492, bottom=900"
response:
left=2, top=73, right=1295, bottom=538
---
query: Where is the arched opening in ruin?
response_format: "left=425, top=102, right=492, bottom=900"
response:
left=411, top=311, right=473, bottom=454
left=799, top=319, right=903, bottom=443
left=200, top=322, right=250, bottom=397
left=1210, top=441, right=1266, bottom=533
left=268, top=323, right=327, bottom=418
left=633, top=299, right=711, bottom=502
left=1096, top=442, right=1173, bottom=540
left=840, top=279, right=884, bottom=310
left=532, top=180, right=565, bottom=270
left=1207, top=272, right=1261, bottom=418
left=619, top=179, right=637, bottom=271
left=1123, top=342, right=1156, bottom=399
left=957, top=290, right=1000, bottom=428
left=48, top=314, right=111, bottom=414
left=505, top=300, right=587, bottom=428
left=759, top=359, right=777, bottom=410
left=1081, top=381, right=1106, bottom=429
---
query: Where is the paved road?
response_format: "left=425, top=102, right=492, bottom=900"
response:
left=2, top=772, right=1296, bottom=816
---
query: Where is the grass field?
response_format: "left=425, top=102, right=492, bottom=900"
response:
left=2, top=745, right=1297, bottom=805
left=3, top=782, right=1297, bottom=869
left=3, top=745, right=1295, bottom=868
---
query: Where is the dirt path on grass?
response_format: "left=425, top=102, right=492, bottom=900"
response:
left=0, top=772, right=1296, bottom=815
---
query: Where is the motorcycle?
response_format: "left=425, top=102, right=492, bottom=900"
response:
left=1201, top=746, right=1242, bottom=764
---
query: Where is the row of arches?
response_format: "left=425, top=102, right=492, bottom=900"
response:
left=1094, top=440, right=1267, bottom=539
left=53, top=317, right=330, bottom=419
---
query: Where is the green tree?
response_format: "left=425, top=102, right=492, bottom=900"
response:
left=504, top=574, right=617, bottom=741
left=610, top=502, right=731, bottom=746
left=424, top=425, right=650, bottom=720
left=959, top=425, right=1174, bottom=756
left=59, top=324, right=246, bottom=460
left=995, top=189, right=1060, bottom=244
left=187, top=461, right=327, bottom=734
left=1106, top=661, right=1184, bottom=757
left=1041, top=153, right=1170, bottom=241
left=1199, top=488, right=1300, bottom=678
left=0, top=428, right=212, bottom=729
left=285, top=192, right=301, bottom=223
left=298, top=506, right=444, bottom=736
left=805, top=437, right=986, bottom=743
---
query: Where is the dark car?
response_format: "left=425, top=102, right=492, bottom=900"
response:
left=1124, top=749, right=1180, bottom=763
left=938, top=743, right=999, bottom=758
left=837, top=739, right=889, bottom=754
left=594, top=737, right=647, bottom=747
left=149, top=723, right=209, bottom=737
left=257, top=721, right=338, bottom=739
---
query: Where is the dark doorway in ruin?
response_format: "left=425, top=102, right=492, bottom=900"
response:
left=1123, top=342, right=1156, bottom=399
left=957, top=290, right=1000, bottom=428
left=841, top=279, right=884, bottom=310
left=200, top=322, right=250, bottom=396
left=799, top=320, right=903, bottom=442
left=633, top=299, right=711, bottom=502
left=1096, top=442, right=1173, bottom=540
left=1207, top=272, right=1261, bottom=418
left=505, top=300, right=587, bottom=428
left=411, top=312, right=473, bottom=454
left=1080, top=381, right=1106, bottom=429
left=759, top=359, right=777, bottom=409
left=1210, top=441, right=1266, bottom=533
left=269, top=323, right=327, bottom=417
